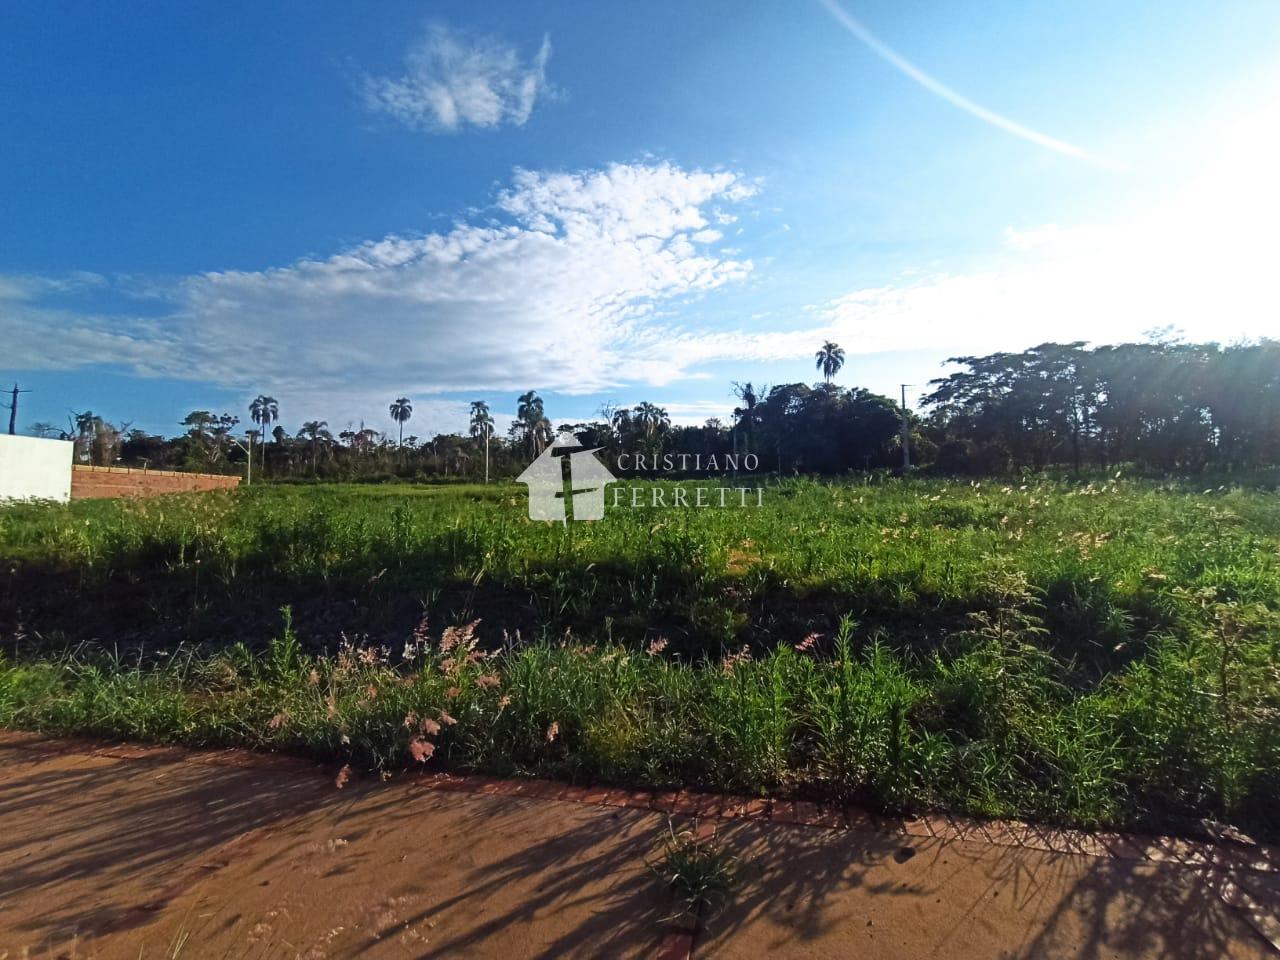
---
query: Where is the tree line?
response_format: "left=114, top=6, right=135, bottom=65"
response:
left=923, top=339, right=1280, bottom=473
left=30, top=337, right=1279, bottom=480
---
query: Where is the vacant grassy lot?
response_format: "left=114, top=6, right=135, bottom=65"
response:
left=2, top=476, right=1278, bottom=837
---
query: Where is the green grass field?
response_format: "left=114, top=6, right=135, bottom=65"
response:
left=2, top=476, right=1278, bottom=838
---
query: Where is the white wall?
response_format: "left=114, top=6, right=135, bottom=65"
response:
left=0, top=435, right=74, bottom=503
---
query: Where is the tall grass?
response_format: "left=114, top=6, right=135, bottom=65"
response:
left=3, top=476, right=1278, bottom=656
left=2, top=475, right=1278, bottom=836
left=2, top=589, right=1276, bottom=838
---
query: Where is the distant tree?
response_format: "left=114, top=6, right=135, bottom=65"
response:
left=815, top=341, right=846, bottom=383
left=633, top=402, right=670, bottom=438
left=71, top=410, right=125, bottom=465
left=249, top=395, right=278, bottom=434
left=757, top=383, right=810, bottom=471
left=181, top=411, right=239, bottom=466
left=918, top=339, right=1280, bottom=472
left=732, top=381, right=766, bottom=456
left=516, top=391, right=552, bottom=459
left=389, top=397, right=413, bottom=448
left=607, top=404, right=634, bottom=451
left=28, top=421, right=64, bottom=439
left=119, top=429, right=173, bottom=468
left=469, top=400, right=495, bottom=482
left=249, top=395, right=279, bottom=474
left=298, top=420, right=330, bottom=475
left=437, top=435, right=471, bottom=476
left=632, top=401, right=670, bottom=460
left=181, top=410, right=216, bottom=444
left=211, top=414, right=239, bottom=463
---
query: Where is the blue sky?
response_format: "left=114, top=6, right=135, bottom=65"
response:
left=3, top=1, right=1280, bottom=439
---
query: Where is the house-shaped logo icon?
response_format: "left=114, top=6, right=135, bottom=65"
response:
left=516, top=432, right=617, bottom=522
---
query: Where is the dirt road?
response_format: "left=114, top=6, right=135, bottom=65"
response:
left=0, top=732, right=1275, bottom=959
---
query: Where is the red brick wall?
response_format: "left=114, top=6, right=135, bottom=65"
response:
left=71, top=465, right=241, bottom=500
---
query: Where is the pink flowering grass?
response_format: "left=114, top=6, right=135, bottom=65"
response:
left=3, top=586, right=1280, bottom=841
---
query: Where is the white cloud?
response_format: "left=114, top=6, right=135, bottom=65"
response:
left=3, top=162, right=757, bottom=426
left=362, top=25, right=552, bottom=133
left=14, top=95, right=1278, bottom=432
left=659, top=400, right=738, bottom=427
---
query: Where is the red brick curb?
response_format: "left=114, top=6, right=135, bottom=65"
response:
left=653, top=816, right=719, bottom=959
left=406, top=769, right=1280, bottom=954
left=587, top=780, right=1278, bottom=875
left=3, top=730, right=1275, bottom=875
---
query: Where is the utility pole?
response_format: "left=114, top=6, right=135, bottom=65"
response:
left=900, top=384, right=912, bottom=472
left=4, top=383, right=31, bottom=435
left=228, top=435, right=251, bottom=486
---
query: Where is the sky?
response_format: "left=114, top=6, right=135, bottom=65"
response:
left=3, top=0, right=1280, bottom=440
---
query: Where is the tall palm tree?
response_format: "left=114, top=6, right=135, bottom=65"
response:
left=469, top=400, right=495, bottom=483
left=389, top=397, right=413, bottom=448
left=249, top=395, right=279, bottom=474
left=732, top=381, right=765, bottom=456
left=516, top=391, right=551, bottom=459
left=298, top=420, right=330, bottom=475
left=386, top=396, right=412, bottom=450
left=815, top=341, right=846, bottom=383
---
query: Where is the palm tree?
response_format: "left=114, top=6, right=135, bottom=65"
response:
left=632, top=402, right=670, bottom=438
left=298, top=420, right=330, bottom=475
left=815, top=341, right=846, bottom=383
left=632, top=401, right=670, bottom=462
left=608, top=405, right=633, bottom=449
left=249, top=395, right=279, bottom=474
left=389, top=397, right=413, bottom=448
left=516, top=391, right=551, bottom=459
left=732, top=381, right=765, bottom=456
left=469, top=400, right=495, bottom=483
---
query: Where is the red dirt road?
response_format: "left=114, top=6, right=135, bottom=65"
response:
left=0, top=732, right=1275, bottom=959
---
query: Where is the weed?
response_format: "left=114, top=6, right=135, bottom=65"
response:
left=648, top=819, right=736, bottom=920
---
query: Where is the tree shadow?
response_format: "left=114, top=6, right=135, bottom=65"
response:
left=0, top=740, right=338, bottom=948
left=1, top=744, right=674, bottom=959
left=698, top=818, right=919, bottom=952
left=2, top=739, right=1271, bottom=960
left=989, top=842, right=1273, bottom=960
left=291, top=788, right=673, bottom=958
left=700, top=818, right=1272, bottom=959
